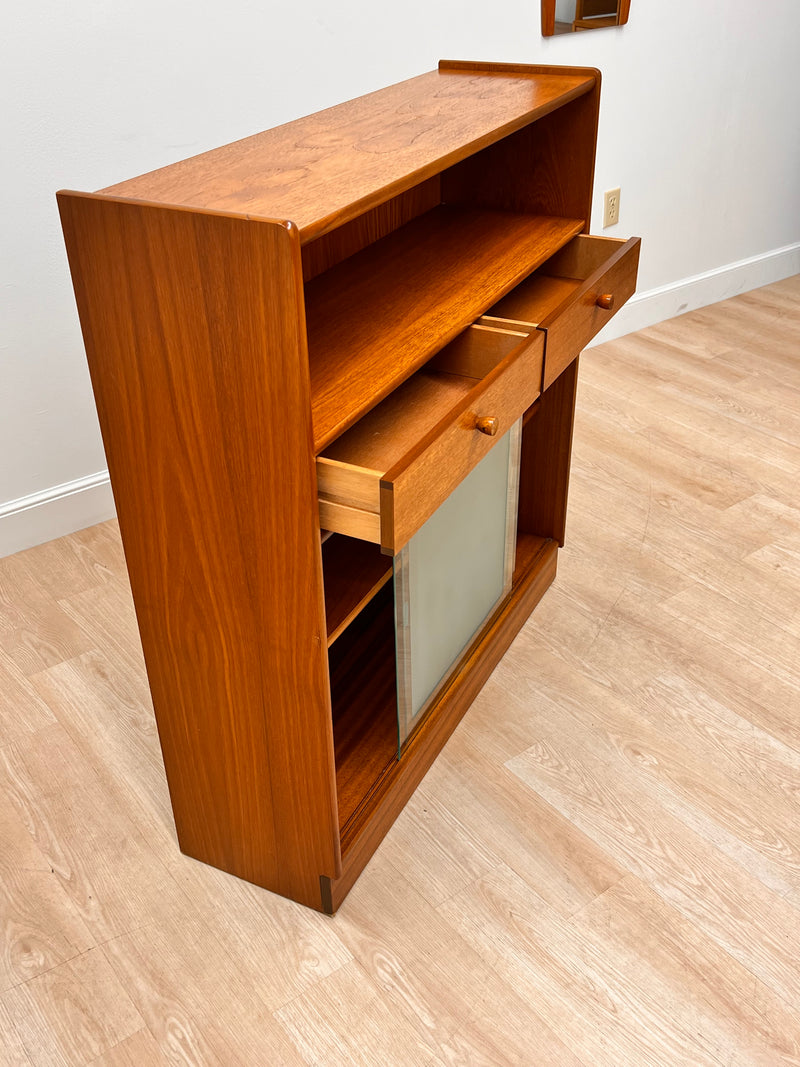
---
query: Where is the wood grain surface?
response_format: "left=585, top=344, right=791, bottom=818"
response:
left=57, top=193, right=341, bottom=907
left=2, top=277, right=798, bottom=1063
left=382, top=331, right=544, bottom=552
left=99, top=67, right=596, bottom=242
left=56, top=65, right=609, bottom=919
left=442, top=84, right=600, bottom=232
left=321, top=535, right=392, bottom=646
left=317, top=326, right=543, bottom=552
left=306, top=206, right=582, bottom=450
left=538, top=236, right=639, bottom=388
left=518, top=356, right=580, bottom=545
left=490, top=234, right=641, bottom=389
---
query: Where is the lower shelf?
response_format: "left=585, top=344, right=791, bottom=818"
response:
left=322, top=534, right=392, bottom=646
left=323, top=530, right=557, bottom=912
left=329, top=582, right=397, bottom=833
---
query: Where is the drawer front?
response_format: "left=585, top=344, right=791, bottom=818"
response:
left=540, top=235, right=640, bottom=389
left=382, top=330, right=544, bottom=553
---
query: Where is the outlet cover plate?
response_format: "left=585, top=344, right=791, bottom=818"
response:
left=603, top=187, right=620, bottom=228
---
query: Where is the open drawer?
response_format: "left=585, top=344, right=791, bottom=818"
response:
left=317, top=323, right=544, bottom=554
left=487, top=234, right=641, bottom=390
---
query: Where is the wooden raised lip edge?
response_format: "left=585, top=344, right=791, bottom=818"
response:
left=439, top=59, right=602, bottom=82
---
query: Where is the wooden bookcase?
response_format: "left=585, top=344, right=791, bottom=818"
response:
left=58, top=60, right=640, bottom=912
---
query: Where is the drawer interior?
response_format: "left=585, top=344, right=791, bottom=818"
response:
left=486, top=234, right=633, bottom=326
left=316, top=321, right=534, bottom=538
left=316, top=234, right=636, bottom=548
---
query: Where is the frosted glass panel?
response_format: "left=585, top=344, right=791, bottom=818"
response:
left=395, top=421, right=521, bottom=750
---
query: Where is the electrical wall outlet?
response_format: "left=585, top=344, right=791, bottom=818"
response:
left=603, top=187, right=621, bottom=228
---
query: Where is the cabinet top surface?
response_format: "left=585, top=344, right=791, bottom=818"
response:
left=99, top=63, right=596, bottom=242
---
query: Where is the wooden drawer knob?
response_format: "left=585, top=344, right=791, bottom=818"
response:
left=596, top=293, right=615, bottom=311
left=475, top=415, right=499, bottom=436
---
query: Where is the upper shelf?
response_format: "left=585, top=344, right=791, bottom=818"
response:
left=98, top=64, right=596, bottom=242
left=306, top=204, right=583, bottom=451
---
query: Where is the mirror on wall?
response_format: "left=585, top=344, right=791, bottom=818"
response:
left=541, top=0, right=631, bottom=36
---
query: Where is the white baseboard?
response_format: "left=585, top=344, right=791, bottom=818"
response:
left=2, top=243, right=798, bottom=560
left=0, top=472, right=115, bottom=559
left=589, top=241, right=800, bottom=347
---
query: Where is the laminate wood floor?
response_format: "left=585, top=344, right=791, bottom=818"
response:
left=1, top=276, right=799, bottom=1065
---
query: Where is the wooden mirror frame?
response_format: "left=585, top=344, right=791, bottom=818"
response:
left=541, top=0, right=631, bottom=36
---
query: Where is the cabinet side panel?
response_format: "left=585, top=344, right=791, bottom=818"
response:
left=441, top=86, right=600, bottom=227
left=58, top=194, right=340, bottom=906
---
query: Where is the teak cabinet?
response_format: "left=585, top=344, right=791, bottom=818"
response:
left=58, top=60, right=640, bottom=913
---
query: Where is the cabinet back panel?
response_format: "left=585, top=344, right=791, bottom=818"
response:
left=302, top=177, right=441, bottom=281
left=442, top=90, right=599, bottom=225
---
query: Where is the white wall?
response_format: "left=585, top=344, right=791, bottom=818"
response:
left=2, top=0, right=799, bottom=556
